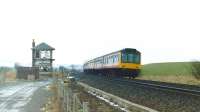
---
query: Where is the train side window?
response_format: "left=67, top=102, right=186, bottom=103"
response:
left=108, top=56, right=110, bottom=64
left=111, top=56, right=113, bottom=63
left=113, top=56, right=116, bottom=63
left=110, top=56, right=112, bottom=64
left=114, top=56, right=115, bottom=63
left=115, top=55, right=118, bottom=63
left=122, top=53, right=128, bottom=63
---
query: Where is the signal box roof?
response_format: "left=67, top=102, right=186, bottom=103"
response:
left=33, top=42, right=55, bottom=50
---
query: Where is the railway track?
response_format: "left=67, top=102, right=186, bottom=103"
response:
left=76, top=73, right=200, bottom=97
left=76, top=73, right=200, bottom=112
left=111, top=78, right=200, bottom=97
left=78, top=82, right=158, bottom=112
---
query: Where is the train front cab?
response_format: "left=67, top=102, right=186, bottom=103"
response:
left=118, top=49, right=141, bottom=78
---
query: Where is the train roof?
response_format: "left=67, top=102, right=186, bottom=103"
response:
left=84, top=48, right=140, bottom=64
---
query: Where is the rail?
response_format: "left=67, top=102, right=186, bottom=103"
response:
left=113, top=78, right=200, bottom=97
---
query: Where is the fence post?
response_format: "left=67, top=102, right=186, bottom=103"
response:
left=66, top=91, right=68, bottom=112
left=64, top=82, right=71, bottom=112
left=83, top=102, right=89, bottom=112
left=63, top=84, right=66, bottom=112
left=73, top=93, right=78, bottom=112
left=62, top=79, right=90, bottom=112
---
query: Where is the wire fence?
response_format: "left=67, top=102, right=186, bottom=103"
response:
left=57, top=78, right=89, bottom=112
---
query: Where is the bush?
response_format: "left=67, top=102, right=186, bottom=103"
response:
left=191, top=61, right=200, bottom=80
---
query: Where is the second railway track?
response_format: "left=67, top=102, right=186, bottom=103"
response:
left=110, top=78, right=200, bottom=97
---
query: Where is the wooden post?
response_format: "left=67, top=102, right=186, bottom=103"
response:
left=83, top=102, right=89, bottom=112
left=73, top=93, right=77, bottom=112
left=66, top=91, right=69, bottom=112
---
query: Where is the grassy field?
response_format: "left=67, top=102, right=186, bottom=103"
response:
left=137, top=62, right=200, bottom=85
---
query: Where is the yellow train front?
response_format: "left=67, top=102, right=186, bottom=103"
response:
left=83, top=48, right=141, bottom=78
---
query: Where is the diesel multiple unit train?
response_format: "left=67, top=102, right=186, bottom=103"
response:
left=83, top=48, right=141, bottom=78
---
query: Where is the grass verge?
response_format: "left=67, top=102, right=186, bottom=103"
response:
left=137, top=62, right=200, bottom=85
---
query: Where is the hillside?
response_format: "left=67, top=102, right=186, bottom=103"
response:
left=137, top=62, right=200, bottom=85
left=141, top=62, right=192, bottom=76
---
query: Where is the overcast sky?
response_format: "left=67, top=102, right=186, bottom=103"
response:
left=0, top=0, right=200, bottom=67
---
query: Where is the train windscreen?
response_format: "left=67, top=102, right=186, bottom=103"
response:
left=121, top=52, right=140, bottom=64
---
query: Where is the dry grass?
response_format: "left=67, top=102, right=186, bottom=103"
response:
left=137, top=75, right=200, bottom=86
left=139, top=62, right=200, bottom=86
left=3, top=71, right=16, bottom=81
left=41, top=84, right=61, bottom=112
left=41, top=97, right=60, bottom=112
left=52, top=73, right=63, bottom=79
left=6, top=72, right=16, bottom=79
